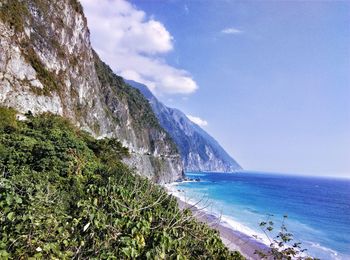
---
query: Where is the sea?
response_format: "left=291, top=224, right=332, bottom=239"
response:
left=173, top=171, right=350, bottom=260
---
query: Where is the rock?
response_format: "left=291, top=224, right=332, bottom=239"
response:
left=127, top=80, right=242, bottom=173
left=0, top=0, right=183, bottom=183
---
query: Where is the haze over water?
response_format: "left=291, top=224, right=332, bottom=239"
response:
left=177, top=172, right=350, bottom=260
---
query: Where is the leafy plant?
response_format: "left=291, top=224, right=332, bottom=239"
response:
left=0, top=107, right=17, bottom=133
left=255, top=215, right=318, bottom=260
left=0, top=107, right=243, bottom=259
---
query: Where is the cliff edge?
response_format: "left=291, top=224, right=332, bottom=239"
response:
left=0, top=0, right=183, bottom=183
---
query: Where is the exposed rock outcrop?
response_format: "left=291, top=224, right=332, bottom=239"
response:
left=0, top=0, right=183, bottom=183
left=127, top=80, right=242, bottom=173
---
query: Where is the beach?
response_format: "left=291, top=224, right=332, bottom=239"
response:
left=167, top=172, right=350, bottom=260
left=165, top=183, right=270, bottom=260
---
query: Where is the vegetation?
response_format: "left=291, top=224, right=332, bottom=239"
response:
left=0, top=107, right=243, bottom=259
left=0, top=0, right=64, bottom=96
left=23, top=45, right=60, bottom=95
left=93, top=51, right=179, bottom=153
left=70, top=0, right=84, bottom=15
left=255, top=215, right=317, bottom=260
left=94, top=53, right=161, bottom=129
left=0, top=0, right=28, bottom=33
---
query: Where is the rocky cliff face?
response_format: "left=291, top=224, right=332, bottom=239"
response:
left=0, top=0, right=183, bottom=183
left=127, top=80, right=242, bottom=173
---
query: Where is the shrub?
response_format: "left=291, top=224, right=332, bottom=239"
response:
left=255, top=215, right=318, bottom=260
left=0, top=108, right=243, bottom=259
left=0, top=107, right=17, bottom=132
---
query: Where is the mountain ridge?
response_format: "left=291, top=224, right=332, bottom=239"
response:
left=126, top=80, right=242, bottom=173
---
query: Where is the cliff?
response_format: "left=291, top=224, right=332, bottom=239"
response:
left=127, top=80, right=242, bottom=173
left=0, top=0, right=183, bottom=183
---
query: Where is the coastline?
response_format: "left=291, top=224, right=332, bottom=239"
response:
left=165, top=183, right=270, bottom=260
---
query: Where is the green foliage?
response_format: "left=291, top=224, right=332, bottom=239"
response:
left=0, top=108, right=243, bottom=259
left=21, top=44, right=60, bottom=95
left=84, top=136, right=130, bottom=167
left=0, top=107, right=17, bottom=133
left=94, top=52, right=164, bottom=130
left=1, top=0, right=72, bottom=96
left=255, top=215, right=318, bottom=260
left=70, top=0, right=84, bottom=15
left=93, top=52, right=179, bottom=153
left=0, top=0, right=29, bottom=33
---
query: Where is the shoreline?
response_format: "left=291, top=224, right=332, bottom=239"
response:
left=165, top=183, right=270, bottom=260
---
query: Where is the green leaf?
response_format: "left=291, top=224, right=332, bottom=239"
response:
left=7, top=212, right=15, bottom=221
left=14, top=196, right=22, bottom=204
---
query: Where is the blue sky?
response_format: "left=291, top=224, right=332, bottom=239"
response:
left=81, top=0, right=350, bottom=177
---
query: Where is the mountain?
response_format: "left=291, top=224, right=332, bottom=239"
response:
left=0, top=0, right=183, bottom=183
left=126, top=80, right=242, bottom=173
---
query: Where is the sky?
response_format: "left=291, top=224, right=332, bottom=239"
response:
left=80, top=0, right=350, bottom=178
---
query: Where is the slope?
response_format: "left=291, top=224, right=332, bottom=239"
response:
left=127, top=80, right=242, bottom=173
left=0, top=107, right=243, bottom=259
left=0, top=0, right=182, bottom=183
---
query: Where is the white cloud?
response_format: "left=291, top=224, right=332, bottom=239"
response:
left=186, top=115, right=208, bottom=127
left=80, top=0, right=198, bottom=95
left=184, top=4, right=189, bottom=15
left=221, top=27, right=243, bottom=34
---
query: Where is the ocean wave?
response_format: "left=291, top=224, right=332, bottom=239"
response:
left=164, top=184, right=206, bottom=206
left=166, top=185, right=271, bottom=246
left=186, top=173, right=207, bottom=177
left=305, top=241, right=343, bottom=260
left=220, top=214, right=271, bottom=245
left=167, top=173, right=350, bottom=259
left=166, top=185, right=341, bottom=259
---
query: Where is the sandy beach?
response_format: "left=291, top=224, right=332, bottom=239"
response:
left=165, top=184, right=270, bottom=260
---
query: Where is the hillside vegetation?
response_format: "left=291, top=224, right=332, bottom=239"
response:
left=0, top=0, right=183, bottom=183
left=127, top=80, right=241, bottom=173
left=0, top=107, right=243, bottom=259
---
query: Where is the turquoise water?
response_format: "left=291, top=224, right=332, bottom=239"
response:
left=176, top=172, right=350, bottom=259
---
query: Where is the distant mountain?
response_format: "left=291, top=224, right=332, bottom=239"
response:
left=127, top=80, right=242, bottom=173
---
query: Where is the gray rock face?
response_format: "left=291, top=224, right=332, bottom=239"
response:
left=127, top=80, right=242, bottom=173
left=0, top=0, right=183, bottom=183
